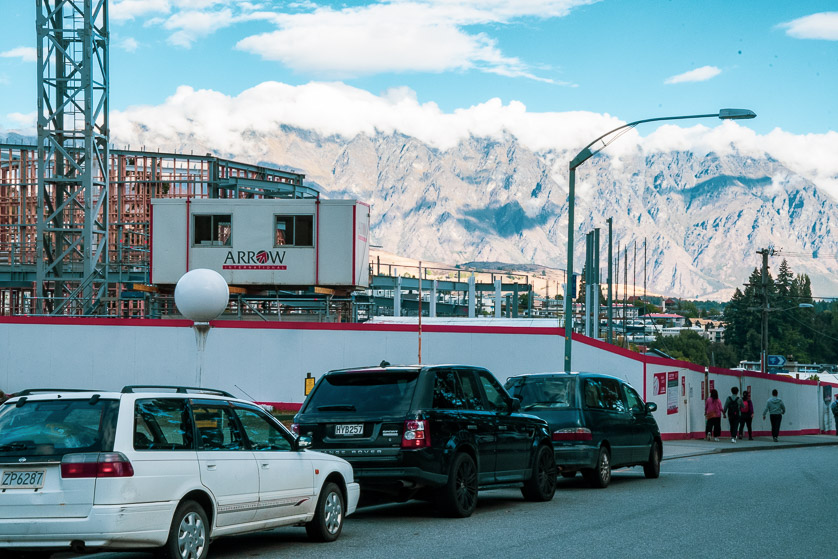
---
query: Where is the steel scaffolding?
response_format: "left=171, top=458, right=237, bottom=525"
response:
left=36, top=0, right=110, bottom=315
left=0, top=143, right=314, bottom=316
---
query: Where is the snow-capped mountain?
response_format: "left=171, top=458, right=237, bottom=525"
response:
left=253, top=126, right=838, bottom=300
left=7, top=125, right=836, bottom=300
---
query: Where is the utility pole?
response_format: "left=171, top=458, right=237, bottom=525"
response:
left=757, top=248, right=774, bottom=374
left=607, top=218, right=613, bottom=344
left=623, top=245, right=628, bottom=347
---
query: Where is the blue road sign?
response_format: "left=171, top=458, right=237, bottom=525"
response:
left=767, top=355, right=787, bottom=367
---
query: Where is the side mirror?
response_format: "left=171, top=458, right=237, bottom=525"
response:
left=296, top=435, right=312, bottom=450
left=645, top=402, right=658, bottom=413
left=510, top=398, right=522, bottom=413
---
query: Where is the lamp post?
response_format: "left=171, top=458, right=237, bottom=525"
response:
left=563, top=109, right=756, bottom=372
left=756, top=303, right=814, bottom=374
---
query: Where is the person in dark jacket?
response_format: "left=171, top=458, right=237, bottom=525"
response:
left=763, top=389, right=786, bottom=442
left=831, top=395, right=838, bottom=436
left=738, top=391, right=754, bottom=440
left=723, top=387, right=742, bottom=443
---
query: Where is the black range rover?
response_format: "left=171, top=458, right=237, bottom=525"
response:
left=292, top=364, right=556, bottom=517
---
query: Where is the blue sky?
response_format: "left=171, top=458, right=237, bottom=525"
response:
left=0, top=1, right=836, bottom=139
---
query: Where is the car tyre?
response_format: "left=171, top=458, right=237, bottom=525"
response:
left=521, top=445, right=557, bottom=502
left=643, top=442, right=661, bottom=479
left=306, top=482, right=345, bottom=542
left=158, top=500, right=209, bottom=559
left=437, top=453, right=478, bottom=518
left=583, top=447, right=611, bottom=488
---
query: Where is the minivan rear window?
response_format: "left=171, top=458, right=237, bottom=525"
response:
left=509, top=377, right=575, bottom=410
left=305, top=371, right=419, bottom=414
left=0, top=399, right=118, bottom=457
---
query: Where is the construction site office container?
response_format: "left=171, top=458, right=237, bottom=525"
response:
left=151, top=199, right=370, bottom=289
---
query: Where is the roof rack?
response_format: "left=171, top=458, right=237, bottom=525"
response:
left=121, top=385, right=235, bottom=397
left=16, top=388, right=99, bottom=396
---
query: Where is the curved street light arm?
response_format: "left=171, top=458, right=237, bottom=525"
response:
left=570, top=113, right=719, bottom=169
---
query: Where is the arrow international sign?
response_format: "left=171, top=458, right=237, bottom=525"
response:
left=767, top=355, right=787, bottom=367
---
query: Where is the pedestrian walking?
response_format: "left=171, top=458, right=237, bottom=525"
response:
left=831, top=395, right=838, bottom=436
left=705, top=389, right=723, bottom=441
left=738, top=391, right=754, bottom=440
left=723, top=387, right=742, bottom=443
left=763, top=389, right=786, bottom=442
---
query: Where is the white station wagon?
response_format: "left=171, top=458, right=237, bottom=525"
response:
left=0, top=386, right=360, bottom=558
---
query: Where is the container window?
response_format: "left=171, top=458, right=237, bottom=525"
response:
left=275, top=215, right=314, bottom=247
left=194, top=214, right=232, bottom=246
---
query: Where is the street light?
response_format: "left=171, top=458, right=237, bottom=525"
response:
left=563, top=109, right=757, bottom=372
left=756, top=302, right=814, bottom=374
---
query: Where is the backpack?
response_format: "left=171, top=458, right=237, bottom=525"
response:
left=727, top=396, right=741, bottom=416
left=740, top=399, right=750, bottom=415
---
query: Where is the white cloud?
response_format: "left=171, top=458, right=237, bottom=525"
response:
left=664, top=65, right=721, bottom=84
left=119, top=37, right=140, bottom=52
left=236, top=9, right=546, bottom=79
left=165, top=9, right=236, bottom=47
left=109, top=0, right=595, bottom=79
left=0, top=47, right=37, bottom=63
left=779, top=12, right=838, bottom=40
left=234, top=1, right=593, bottom=80
left=111, top=0, right=172, bottom=22
left=4, top=112, right=36, bottom=133
left=110, top=81, right=838, bottom=201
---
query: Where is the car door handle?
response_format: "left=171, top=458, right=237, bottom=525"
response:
left=261, top=463, right=270, bottom=469
left=206, top=464, right=217, bottom=471
left=498, top=425, right=508, bottom=431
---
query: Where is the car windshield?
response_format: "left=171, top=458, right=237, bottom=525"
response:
left=509, top=377, right=574, bottom=410
left=0, top=398, right=119, bottom=457
left=304, top=370, right=419, bottom=414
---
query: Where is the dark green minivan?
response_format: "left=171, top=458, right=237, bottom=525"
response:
left=504, top=372, right=661, bottom=488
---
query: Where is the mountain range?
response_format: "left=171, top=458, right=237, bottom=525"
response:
left=250, top=126, right=838, bottom=300
left=5, top=127, right=837, bottom=300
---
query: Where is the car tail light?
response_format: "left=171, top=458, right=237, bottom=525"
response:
left=401, top=419, right=431, bottom=448
left=61, top=452, right=135, bottom=478
left=552, top=428, right=593, bottom=442
left=290, top=423, right=300, bottom=436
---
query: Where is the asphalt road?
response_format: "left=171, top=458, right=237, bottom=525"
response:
left=58, top=446, right=837, bottom=559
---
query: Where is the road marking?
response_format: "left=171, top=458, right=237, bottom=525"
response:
left=663, top=472, right=715, bottom=476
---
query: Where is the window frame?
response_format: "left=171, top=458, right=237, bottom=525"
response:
left=133, top=398, right=195, bottom=451
left=274, top=214, right=314, bottom=247
left=189, top=400, right=247, bottom=451
left=475, top=369, right=512, bottom=412
left=231, top=404, right=295, bottom=451
left=193, top=213, right=232, bottom=247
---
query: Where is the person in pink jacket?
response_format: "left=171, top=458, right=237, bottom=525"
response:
left=705, top=389, right=723, bottom=441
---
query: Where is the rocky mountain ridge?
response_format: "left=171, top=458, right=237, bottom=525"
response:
left=6, top=127, right=836, bottom=300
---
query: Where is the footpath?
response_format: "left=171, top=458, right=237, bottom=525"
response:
left=662, top=433, right=838, bottom=460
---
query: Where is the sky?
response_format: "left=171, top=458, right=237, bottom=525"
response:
left=0, top=1, right=836, bottom=182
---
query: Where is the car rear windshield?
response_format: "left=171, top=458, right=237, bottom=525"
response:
left=509, top=377, right=575, bottom=410
left=304, top=370, right=419, bottom=414
left=0, top=398, right=119, bottom=457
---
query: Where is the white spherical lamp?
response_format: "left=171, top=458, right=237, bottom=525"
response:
left=175, top=269, right=229, bottom=323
